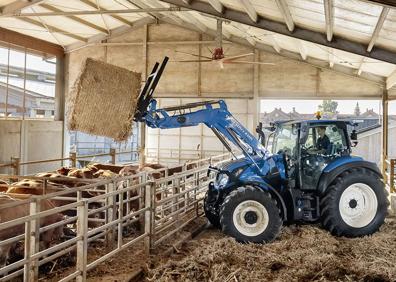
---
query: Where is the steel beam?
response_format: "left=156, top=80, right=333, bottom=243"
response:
left=0, top=26, right=63, bottom=57
left=386, top=69, right=396, bottom=89
left=367, top=6, right=389, bottom=52
left=275, top=0, right=294, bottom=32
left=0, top=0, right=44, bottom=15
left=160, top=0, right=396, bottom=65
left=10, top=7, right=188, bottom=17
left=239, top=0, right=257, bottom=22
left=323, top=0, right=334, bottom=41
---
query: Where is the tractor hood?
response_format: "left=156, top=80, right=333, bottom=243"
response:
left=216, top=154, right=286, bottom=182
left=218, top=157, right=254, bottom=172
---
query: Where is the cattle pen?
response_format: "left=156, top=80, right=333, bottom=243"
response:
left=0, top=153, right=231, bottom=281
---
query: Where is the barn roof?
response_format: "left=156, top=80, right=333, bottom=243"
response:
left=0, top=0, right=395, bottom=88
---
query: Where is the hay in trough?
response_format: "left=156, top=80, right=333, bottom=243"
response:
left=67, top=58, right=141, bottom=141
left=147, top=217, right=396, bottom=282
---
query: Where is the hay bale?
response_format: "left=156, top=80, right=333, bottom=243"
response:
left=67, top=58, right=141, bottom=141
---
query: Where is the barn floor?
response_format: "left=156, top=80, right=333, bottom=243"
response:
left=146, top=216, right=396, bottom=282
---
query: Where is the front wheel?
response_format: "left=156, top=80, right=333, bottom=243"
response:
left=219, top=186, right=282, bottom=243
left=320, top=168, right=388, bottom=237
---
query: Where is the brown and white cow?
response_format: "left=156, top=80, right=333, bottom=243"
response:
left=0, top=180, right=9, bottom=193
left=0, top=194, right=64, bottom=268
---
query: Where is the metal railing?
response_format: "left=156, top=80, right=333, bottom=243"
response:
left=146, top=147, right=226, bottom=164
left=384, top=158, right=395, bottom=193
left=0, top=149, right=139, bottom=175
left=0, top=153, right=232, bottom=281
left=0, top=148, right=228, bottom=176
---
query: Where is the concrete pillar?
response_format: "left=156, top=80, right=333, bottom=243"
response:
left=55, top=55, right=65, bottom=122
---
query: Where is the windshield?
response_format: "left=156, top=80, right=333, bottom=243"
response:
left=272, top=124, right=298, bottom=157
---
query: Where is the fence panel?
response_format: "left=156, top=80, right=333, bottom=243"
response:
left=0, top=153, right=232, bottom=280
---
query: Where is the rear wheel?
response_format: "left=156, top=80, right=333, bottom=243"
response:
left=220, top=186, right=282, bottom=243
left=320, top=168, right=388, bottom=237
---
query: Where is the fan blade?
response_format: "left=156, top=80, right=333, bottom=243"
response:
left=171, top=60, right=213, bottom=63
left=175, top=50, right=212, bottom=60
left=223, top=61, right=275, bottom=65
left=223, top=53, right=254, bottom=61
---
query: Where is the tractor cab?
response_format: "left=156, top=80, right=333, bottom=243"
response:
left=270, top=120, right=353, bottom=190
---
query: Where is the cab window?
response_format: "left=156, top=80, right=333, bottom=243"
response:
left=303, top=124, right=348, bottom=156
left=272, top=124, right=298, bottom=158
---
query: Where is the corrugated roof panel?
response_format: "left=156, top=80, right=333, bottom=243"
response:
left=333, top=0, right=381, bottom=44
left=0, top=17, right=62, bottom=44
left=24, top=6, right=104, bottom=37
left=46, top=0, right=135, bottom=29
left=360, top=57, right=396, bottom=77
left=378, top=10, right=396, bottom=51
left=376, top=37, right=396, bottom=52
left=288, top=0, right=325, bottom=32
left=219, top=0, right=284, bottom=22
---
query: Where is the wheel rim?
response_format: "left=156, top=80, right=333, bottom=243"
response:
left=232, top=200, right=269, bottom=237
left=339, top=183, right=378, bottom=228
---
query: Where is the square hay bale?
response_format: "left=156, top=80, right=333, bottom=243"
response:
left=67, top=58, right=141, bottom=141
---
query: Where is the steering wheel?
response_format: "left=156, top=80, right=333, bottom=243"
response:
left=301, top=144, right=314, bottom=156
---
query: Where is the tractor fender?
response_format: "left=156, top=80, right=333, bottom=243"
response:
left=316, top=159, right=382, bottom=195
left=242, top=181, right=287, bottom=221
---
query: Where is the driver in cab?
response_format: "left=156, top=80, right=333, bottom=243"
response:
left=308, top=126, right=330, bottom=155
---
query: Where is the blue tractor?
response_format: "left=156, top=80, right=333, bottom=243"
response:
left=134, top=57, right=388, bottom=243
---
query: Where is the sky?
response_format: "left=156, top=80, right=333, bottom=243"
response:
left=0, top=46, right=56, bottom=73
left=261, top=99, right=396, bottom=115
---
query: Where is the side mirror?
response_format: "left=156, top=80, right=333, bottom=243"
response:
left=256, top=122, right=266, bottom=146
left=299, top=122, right=309, bottom=144
left=350, top=130, right=358, bottom=147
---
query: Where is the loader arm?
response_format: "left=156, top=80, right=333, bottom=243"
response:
left=133, top=57, right=270, bottom=166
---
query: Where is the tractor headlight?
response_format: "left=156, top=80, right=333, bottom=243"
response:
left=215, top=173, right=229, bottom=189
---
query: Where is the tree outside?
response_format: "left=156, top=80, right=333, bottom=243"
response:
left=318, top=100, right=338, bottom=115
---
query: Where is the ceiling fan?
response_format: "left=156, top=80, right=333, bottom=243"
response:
left=172, top=19, right=275, bottom=69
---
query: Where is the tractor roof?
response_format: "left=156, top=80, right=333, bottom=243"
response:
left=273, top=119, right=355, bottom=127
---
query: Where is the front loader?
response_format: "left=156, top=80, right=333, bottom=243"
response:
left=134, top=57, right=388, bottom=243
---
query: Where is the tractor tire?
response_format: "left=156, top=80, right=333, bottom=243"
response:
left=320, top=167, right=388, bottom=237
left=219, top=186, right=282, bottom=243
left=204, top=191, right=221, bottom=228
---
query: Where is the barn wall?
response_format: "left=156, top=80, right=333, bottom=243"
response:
left=352, top=123, right=396, bottom=165
left=65, top=22, right=385, bottom=161
left=0, top=120, right=63, bottom=174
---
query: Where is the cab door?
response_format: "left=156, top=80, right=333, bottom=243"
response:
left=298, top=123, right=349, bottom=190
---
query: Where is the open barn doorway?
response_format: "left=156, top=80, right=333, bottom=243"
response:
left=260, top=99, right=386, bottom=165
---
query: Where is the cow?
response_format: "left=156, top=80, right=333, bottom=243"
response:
left=0, top=194, right=64, bottom=268
left=6, top=179, right=102, bottom=229
left=91, top=163, right=124, bottom=174
left=0, top=180, right=9, bottom=193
